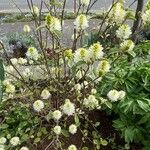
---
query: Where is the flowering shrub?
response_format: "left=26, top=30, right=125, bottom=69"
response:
left=0, top=0, right=149, bottom=149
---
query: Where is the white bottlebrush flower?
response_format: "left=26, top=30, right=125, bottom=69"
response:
left=83, top=81, right=88, bottom=87
left=20, top=147, right=29, bottom=150
left=89, top=42, right=104, bottom=60
left=68, top=144, right=77, bottom=150
left=10, top=137, right=20, bottom=146
left=0, top=137, right=6, bottom=144
left=81, top=0, right=90, bottom=6
left=18, top=58, right=27, bottom=65
left=52, top=17, right=61, bottom=31
left=22, top=68, right=32, bottom=78
left=0, top=145, right=4, bottom=150
left=97, top=60, right=111, bottom=76
left=74, top=14, right=89, bottom=30
left=31, top=6, right=39, bottom=16
left=108, top=2, right=126, bottom=25
left=46, top=14, right=61, bottom=31
left=3, top=79, right=11, bottom=86
left=69, top=124, right=77, bottom=134
left=64, top=49, right=73, bottom=60
left=120, top=40, right=135, bottom=52
left=74, top=48, right=90, bottom=63
left=5, top=65, right=14, bottom=73
left=118, top=90, right=126, bottom=99
left=116, top=24, right=132, bottom=40
left=83, top=95, right=99, bottom=109
left=107, top=90, right=120, bottom=102
left=33, top=100, right=44, bottom=112
left=74, top=83, right=82, bottom=91
left=23, top=25, right=31, bottom=33
left=52, top=110, right=62, bottom=121
left=53, top=125, right=61, bottom=135
left=26, top=47, right=39, bottom=61
left=41, top=89, right=51, bottom=99
left=91, top=89, right=97, bottom=94
left=10, top=58, right=18, bottom=65
left=76, top=70, right=83, bottom=79
left=29, top=60, right=34, bottom=64
left=5, top=84, right=15, bottom=93
left=62, top=99, right=75, bottom=116
left=142, top=10, right=150, bottom=26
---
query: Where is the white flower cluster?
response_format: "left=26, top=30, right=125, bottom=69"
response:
left=22, top=68, right=33, bottom=78
left=62, top=99, right=75, bottom=116
left=74, top=48, right=89, bottom=63
left=83, top=95, right=99, bottom=109
left=142, top=10, right=150, bottom=27
left=53, top=125, right=61, bottom=135
left=108, top=2, right=126, bottom=25
left=31, top=6, right=39, bottom=16
left=120, top=40, right=135, bottom=52
left=0, top=136, right=28, bottom=150
left=74, top=14, right=89, bottom=30
left=20, top=147, right=29, bottom=150
left=26, top=47, right=39, bottom=61
left=68, top=144, right=77, bottom=150
left=18, top=58, right=27, bottom=65
left=46, top=14, right=61, bottom=32
left=80, top=0, right=90, bottom=6
left=10, top=137, right=20, bottom=146
left=74, top=42, right=104, bottom=63
left=0, top=137, right=6, bottom=149
left=41, top=89, right=51, bottom=99
left=107, top=90, right=126, bottom=102
left=116, top=24, right=132, bottom=40
left=33, top=100, right=44, bottom=112
left=89, top=42, right=104, bottom=60
left=3, top=79, right=15, bottom=94
left=52, top=110, right=62, bottom=121
left=74, top=83, right=82, bottom=91
left=5, top=65, right=14, bottom=73
left=23, top=25, right=31, bottom=33
left=69, top=124, right=77, bottom=134
left=97, top=60, right=111, bottom=76
left=0, top=137, right=6, bottom=145
left=10, top=58, right=18, bottom=66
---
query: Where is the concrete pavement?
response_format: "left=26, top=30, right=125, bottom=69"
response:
left=0, top=0, right=138, bottom=13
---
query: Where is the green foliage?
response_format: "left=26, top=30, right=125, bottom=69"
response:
left=0, top=101, right=41, bottom=146
left=7, top=32, right=36, bottom=48
left=97, top=41, right=150, bottom=147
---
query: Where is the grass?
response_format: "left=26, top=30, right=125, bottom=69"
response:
left=0, top=11, right=104, bottom=23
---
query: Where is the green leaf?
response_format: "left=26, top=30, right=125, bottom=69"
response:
left=34, top=137, right=41, bottom=143
left=137, top=100, right=149, bottom=112
left=124, top=127, right=134, bottom=143
left=82, top=147, right=89, bottom=150
left=105, top=101, right=112, bottom=109
left=74, top=114, right=80, bottom=126
left=61, top=129, right=69, bottom=137
left=22, top=134, right=29, bottom=141
left=100, top=139, right=108, bottom=146
left=128, top=51, right=136, bottom=57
